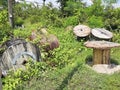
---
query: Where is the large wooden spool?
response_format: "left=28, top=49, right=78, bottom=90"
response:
left=84, top=41, right=120, bottom=65
left=91, top=28, right=113, bottom=41
left=0, top=39, right=41, bottom=71
left=73, top=25, right=91, bottom=40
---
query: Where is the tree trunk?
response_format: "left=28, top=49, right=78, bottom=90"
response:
left=8, top=0, right=14, bottom=28
left=43, top=0, right=46, bottom=6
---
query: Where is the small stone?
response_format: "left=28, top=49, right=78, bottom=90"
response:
left=92, top=64, right=120, bottom=74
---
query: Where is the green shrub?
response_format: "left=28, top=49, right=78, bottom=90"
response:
left=0, top=10, right=11, bottom=41
left=13, top=28, right=31, bottom=39
left=104, top=8, right=120, bottom=30
left=87, top=15, right=104, bottom=28
left=28, top=15, right=41, bottom=24
left=15, top=17, right=24, bottom=26
left=63, top=16, right=79, bottom=27
left=2, top=60, right=50, bottom=90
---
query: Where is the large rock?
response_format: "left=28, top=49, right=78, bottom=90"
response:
left=29, top=29, right=59, bottom=51
left=29, top=30, right=37, bottom=41
left=40, top=34, right=59, bottom=51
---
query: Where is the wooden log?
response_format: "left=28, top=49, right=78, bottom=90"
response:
left=91, top=28, right=113, bottom=41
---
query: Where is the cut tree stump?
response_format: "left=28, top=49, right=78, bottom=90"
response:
left=73, top=25, right=91, bottom=40
left=91, top=28, right=113, bottom=41
left=0, top=39, right=41, bottom=71
left=84, top=41, right=120, bottom=65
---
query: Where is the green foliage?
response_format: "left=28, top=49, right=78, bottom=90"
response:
left=63, top=1, right=83, bottom=16
left=112, top=31, right=120, bottom=43
left=46, top=27, right=87, bottom=68
left=63, top=16, right=79, bottom=27
left=86, top=0, right=104, bottom=16
left=87, top=15, right=104, bottom=28
left=13, top=22, right=43, bottom=39
left=14, top=2, right=33, bottom=19
left=104, top=8, right=120, bottom=30
left=13, top=28, right=31, bottom=39
left=28, top=15, right=41, bottom=24
left=57, top=0, right=69, bottom=16
left=0, top=10, right=11, bottom=41
left=0, top=10, right=7, bottom=23
left=14, top=17, right=24, bottom=26
left=0, top=0, right=7, bottom=8
left=39, top=6, right=62, bottom=27
left=2, top=60, right=50, bottom=90
left=14, top=2, right=61, bottom=27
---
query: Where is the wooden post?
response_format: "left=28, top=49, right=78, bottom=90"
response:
left=93, top=49, right=110, bottom=64
left=8, top=0, right=14, bottom=28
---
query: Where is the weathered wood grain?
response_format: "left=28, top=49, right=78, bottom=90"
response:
left=91, top=28, right=113, bottom=40
left=73, top=25, right=91, bottom=37
left=84, top=41, right=120, bottom=65
left=0, top=39, right=41, bottom=71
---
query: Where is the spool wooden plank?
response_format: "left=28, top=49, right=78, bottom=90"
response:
left=92, top=28, right=113, bottom=40
left=73, top=25, right=91, bottom=37
left=0, top=39, right=41, bottom=71
left=84, top=41, right=120, bottom=49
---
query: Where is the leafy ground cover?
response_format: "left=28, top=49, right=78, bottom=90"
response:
left=15, top=51, right=120, bottom=90
left=2, top=22, right=120, bottom=90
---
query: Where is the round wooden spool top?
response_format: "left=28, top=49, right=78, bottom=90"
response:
left=73, top=25, right=91, bottom=37
left=84, top=41, right=120, bottom=49
left=92, top=28, right=113, bottom=39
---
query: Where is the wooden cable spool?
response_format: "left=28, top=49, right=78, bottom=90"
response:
left=0, top=39, right=41, bottom=71
left=91, top=28, right=113, bottom=41
left=84, top=41, right=120, bottom=65
left=73, top=25, right=91, bottom=40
